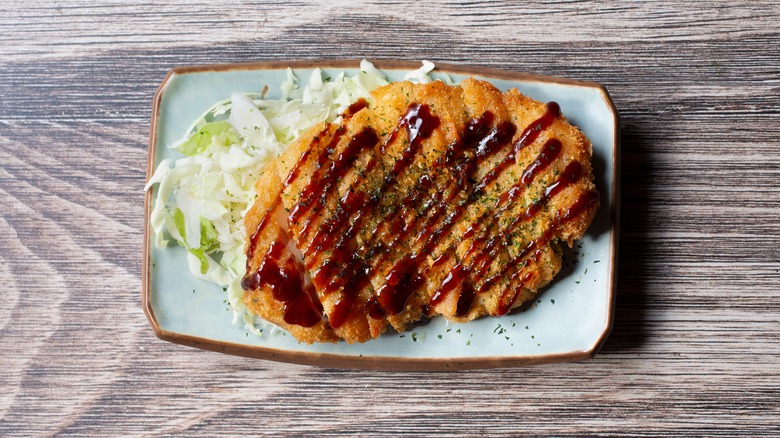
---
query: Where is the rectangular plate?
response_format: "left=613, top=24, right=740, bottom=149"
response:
left=143, top=60, right=619, bottom=370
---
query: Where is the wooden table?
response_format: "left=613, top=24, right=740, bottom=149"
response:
left=2, top=1, right=778, bottom=435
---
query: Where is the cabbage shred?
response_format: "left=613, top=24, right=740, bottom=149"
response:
left=145, top=61, right=436, bottom=335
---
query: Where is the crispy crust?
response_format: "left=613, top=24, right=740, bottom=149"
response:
left=242, top=79, right=598, bottom=343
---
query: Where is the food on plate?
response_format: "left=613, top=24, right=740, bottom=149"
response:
left=241, top=78, right=599, bottom=343
left=145, top=61, right=394, bottom=336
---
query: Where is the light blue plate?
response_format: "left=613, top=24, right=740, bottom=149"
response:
left=143, top=61, right=619, bottom=369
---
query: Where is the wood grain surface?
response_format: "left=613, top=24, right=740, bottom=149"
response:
left=1, top=1, right=779, bottom=436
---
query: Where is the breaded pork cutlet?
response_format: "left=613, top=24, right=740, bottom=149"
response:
left=241, top=78, right=599, bottom=344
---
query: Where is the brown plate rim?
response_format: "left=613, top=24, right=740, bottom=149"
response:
left=143, top=60, right=620, bottom=371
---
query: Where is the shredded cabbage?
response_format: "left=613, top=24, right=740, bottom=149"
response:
left=145, top=60, right=436, bottom=335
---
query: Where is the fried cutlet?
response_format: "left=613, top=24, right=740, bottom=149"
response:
left=241, top=78, right=599, bottom=344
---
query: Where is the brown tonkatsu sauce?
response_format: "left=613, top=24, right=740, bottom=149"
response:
left=434, top=159, right=592, bottom=316
left=241, top=241, right=322, bottom=327
left=310, top=103, right=441, bottom=327
left=243, top=94, right=595, bottom=333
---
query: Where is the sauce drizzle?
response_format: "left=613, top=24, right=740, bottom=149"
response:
left=241, top=241, right=323, bottom=327
left=479, top=189, right=599, bottom=302
left=288, top=124, right=348, bottom=234
left=311, top=104, right=440, bottom=327
left=431, top=156, right=584, bottom=315
left=367, top=112, right=516, bottom=315
left=360, top=103, right=562, bottom=317
left=242, top=98, right=581, bottom=329
left=344, top=98, right=368, bottom=118
left=240, top=101, right=374, bottom=329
